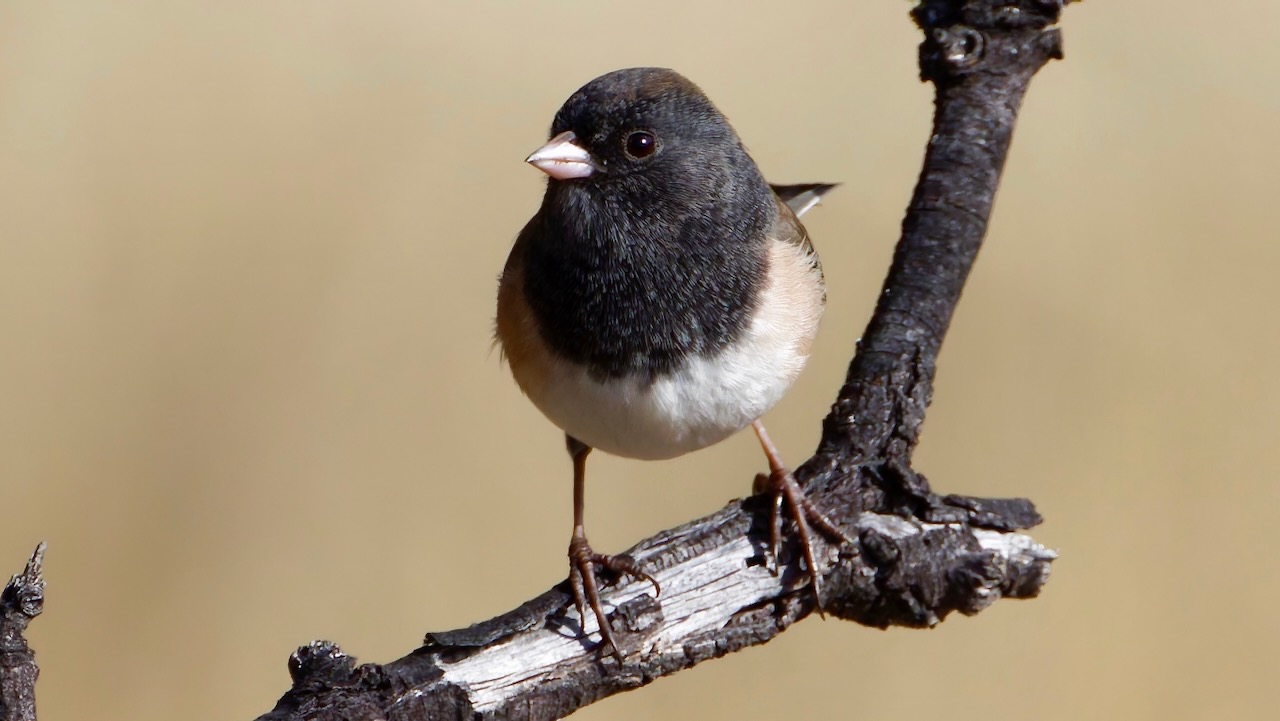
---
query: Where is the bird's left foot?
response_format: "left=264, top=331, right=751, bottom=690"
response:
left=750, top=420, right=854, bottom=613
left=753, top=467, right=855, bottom=613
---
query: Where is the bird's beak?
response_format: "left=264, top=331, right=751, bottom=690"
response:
left=526, top=131, right=596, bottom=180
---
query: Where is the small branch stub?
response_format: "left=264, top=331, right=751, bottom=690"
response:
left=1, top=543, right=47, bottom=721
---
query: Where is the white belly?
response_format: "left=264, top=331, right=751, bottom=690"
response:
left=529, top=346, right=792, bottom=460
left=517, top=241, right=822, bottom=460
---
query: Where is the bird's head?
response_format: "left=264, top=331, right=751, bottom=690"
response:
left=526, top=68, right=745, bottom=197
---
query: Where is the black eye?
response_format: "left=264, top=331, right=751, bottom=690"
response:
left=624, top=130, right=657, bottom=159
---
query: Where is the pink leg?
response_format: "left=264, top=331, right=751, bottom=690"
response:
left=565, top=436, right=660, bottom=663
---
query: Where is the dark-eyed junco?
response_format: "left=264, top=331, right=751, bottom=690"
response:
left=496, top=67, right=850, bottom=660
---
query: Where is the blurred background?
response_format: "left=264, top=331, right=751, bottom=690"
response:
left=1, top=1, right=1275, bottom=719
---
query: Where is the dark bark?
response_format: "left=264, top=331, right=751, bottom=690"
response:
left=0, top=544, right=45, bottom=721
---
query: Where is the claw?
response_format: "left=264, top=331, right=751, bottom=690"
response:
left=568, top=536, right=659, bottom=663
left=763, top=468, right=854, bottom=614
left=752, top=421, right=854, bottom=612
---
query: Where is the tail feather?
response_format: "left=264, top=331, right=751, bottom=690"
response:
left=770, top=183, right=839, bottom=218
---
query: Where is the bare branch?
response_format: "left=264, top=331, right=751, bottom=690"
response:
left=255, top=507, right=1053, bottom=720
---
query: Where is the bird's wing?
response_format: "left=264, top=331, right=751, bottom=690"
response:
left=770, top=194, right=822, bottom=285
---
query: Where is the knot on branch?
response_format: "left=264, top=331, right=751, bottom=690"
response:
left=914, top=1, right=1068, bottom=83
left=932, top=27, right=985, bottom=69
left=288, top=641, right=357, bottom=686
left=265, top=642, right=406, bottom=721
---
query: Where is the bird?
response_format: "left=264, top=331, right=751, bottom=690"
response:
left=495, top=67, right=850, bottom=661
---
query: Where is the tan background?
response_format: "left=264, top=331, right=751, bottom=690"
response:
left=1, top=1, right=1275, bottom=719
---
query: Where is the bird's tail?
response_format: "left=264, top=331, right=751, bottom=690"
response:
left=770, top=183, right=839, bottom=218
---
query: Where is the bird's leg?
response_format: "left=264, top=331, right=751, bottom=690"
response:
left=750, top=420, right=854, bottom=612
left=565, top=435, right=660, bottom=662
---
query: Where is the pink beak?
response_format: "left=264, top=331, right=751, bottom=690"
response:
left=526, top=131, right=596, bottom=180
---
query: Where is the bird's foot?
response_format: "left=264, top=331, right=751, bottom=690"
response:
left=754, top=468, right=855, bottom=615
left=567, top=535, right=661, bottom=662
